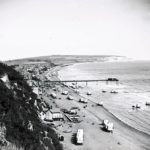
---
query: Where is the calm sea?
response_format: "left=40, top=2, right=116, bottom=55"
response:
left=58, top=61, right=150, bottom=135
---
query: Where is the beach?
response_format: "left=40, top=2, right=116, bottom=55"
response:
left=42, top=61, right=150, bottom=150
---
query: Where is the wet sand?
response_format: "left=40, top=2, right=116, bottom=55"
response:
left=42, top=65, right=150, bottom=150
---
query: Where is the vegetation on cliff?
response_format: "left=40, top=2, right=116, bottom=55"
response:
left=0, top=62, right=62, bottom=150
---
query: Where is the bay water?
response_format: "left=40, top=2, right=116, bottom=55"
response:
left=58, top=61, right=150, bottom=135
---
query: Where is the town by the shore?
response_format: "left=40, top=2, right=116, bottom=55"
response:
left=14, top=58, right=150, bottom=150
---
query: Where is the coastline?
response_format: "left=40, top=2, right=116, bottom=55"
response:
left=45, top=62, right=150, bottom=150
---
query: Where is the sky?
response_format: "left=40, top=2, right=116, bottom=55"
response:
left=0, top=0, right=150, bottom=61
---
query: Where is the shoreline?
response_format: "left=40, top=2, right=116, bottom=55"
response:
left=45, top=62, right=150, bottom=150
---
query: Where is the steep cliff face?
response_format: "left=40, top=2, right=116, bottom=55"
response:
left=0, top=63, right=62, bottom=150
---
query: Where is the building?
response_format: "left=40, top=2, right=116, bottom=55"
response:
left=33, top=87, right=39, bottom=95
left=44, top=111, right=53, bottom=121
left=50, top=108, right=63, bottom=120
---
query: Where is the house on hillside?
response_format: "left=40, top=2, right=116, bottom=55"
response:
left=27, top=80, right=33, bottom=87
left=33, top=87, right=39, bottom=95
left=0, top=74, right=9, bottom=83
left=44, top=111, right=53, bottom=122
left=0, top=74, right=10, bottom=88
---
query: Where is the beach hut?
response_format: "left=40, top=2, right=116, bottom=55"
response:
left=97, top=101, right=103, bottom=106
left=87, top=92, right=92, bottom=95
left=44, top=111, right=53, bottom=121
left=79, top=98, right=88, bottom=103
left=50, top=108, right=63, bottom=120
left=67, top=95, right=74, bottom=100
left=62, top=91, right=68, bottom=95
left=76, top=129, right=84, bottom=145
left=104, top=122, right=114, bottom=133
left=69, top=109, right=77, bottom=115
left=136, top=104, right=141, bottom=109
left=50, top=92, right=57, bottom=99
left=70, top=85, right=76, bottom=89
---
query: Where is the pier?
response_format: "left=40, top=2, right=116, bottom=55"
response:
left=43, top=78, right=119, bottom=86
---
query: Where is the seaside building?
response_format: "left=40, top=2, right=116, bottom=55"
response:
left=33, top=87, right=39, bottom=95
left=50, top=108, right=63, bottom=120
left=44, top=111, right=53, bottom=121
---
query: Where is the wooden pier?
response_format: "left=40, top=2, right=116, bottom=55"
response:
left=43, top=78, right=119, bottom=86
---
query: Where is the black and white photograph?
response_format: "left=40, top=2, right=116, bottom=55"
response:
left=0, top=0, right=150, bottom=150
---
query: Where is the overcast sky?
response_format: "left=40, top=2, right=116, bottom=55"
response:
left=0, top=0, right=150, bottom=61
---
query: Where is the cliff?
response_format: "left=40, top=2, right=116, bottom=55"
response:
left=0, top=62, right=62, bottom=150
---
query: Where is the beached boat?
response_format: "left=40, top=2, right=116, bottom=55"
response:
left=87, top=92, right=92, bottom=95
left=97, top=101, right=103, bottom=106
left=50, top=92, right=57, bottom=99
left=69, top=109, right=77, bottom=114
left=102, top=90, right=107, bottom=93
left=67, top=95, right=74, bottom=100
left=79, top=98, right=88, bottom=103
left=110, top=90, right=118, bottom=94
left=132, top=104, right=141, bottom=109
left=61, top=90, right=68, bottom=95
left=70, top=85, right=76, bottom=89
left=107, top=78, right=119, bottom=82
left=136, top=104, right=141, bottom=109
left=145, top=102, right=150, bottom=106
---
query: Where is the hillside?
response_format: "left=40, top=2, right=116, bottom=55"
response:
left=0, top=62, right=63, bottom=150
left=5, top=55, right=131, bottom=66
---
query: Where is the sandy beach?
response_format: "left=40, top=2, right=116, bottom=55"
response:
left=42, top=64, right=150, bottom=150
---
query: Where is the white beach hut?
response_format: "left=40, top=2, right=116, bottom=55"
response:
left=50, top=108, right=63, bottom=120
left=45, top=111, right=53, bottom=121
left=67, top=95, right=74, bottom=100
left=62, top=91, right=68, bottom=95
left=50, top=92, right=57, bottom=99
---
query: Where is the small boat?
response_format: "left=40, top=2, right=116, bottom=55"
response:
left=136, top=104, right=141, bottom=109
left=97, top=101, right=103, bottom=106
left=132, top=104, right=141, bottom=109
left=107, top=78, right=119, bottom=82
left=145, top=102, right=150, bottom=106
left=61, top=91, right=68, bottom=95
left=110, top=90, right=118, bottom=94
left=50, top=92, right=57, bottom=99
left=87, top=92, right=92, bottom=95
left=102, top=90, right=107, bottom=93
left=67, top=95, right=74, bottom=100
left=79, top=98, right=88, bottom=103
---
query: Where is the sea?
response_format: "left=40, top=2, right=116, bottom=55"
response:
left=58, top=61, right=150, bottom=135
